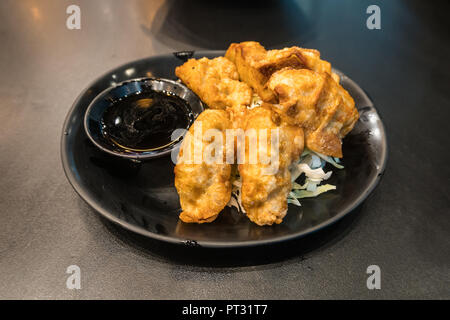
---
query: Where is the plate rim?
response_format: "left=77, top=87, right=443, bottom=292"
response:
left=61, top=51, right=388, bottom=248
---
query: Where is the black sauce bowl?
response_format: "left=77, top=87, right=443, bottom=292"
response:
left=84, top=78, right=204, bottom=160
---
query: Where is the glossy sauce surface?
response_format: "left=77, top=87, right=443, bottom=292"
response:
left=101, top=92, right=192, bottom=151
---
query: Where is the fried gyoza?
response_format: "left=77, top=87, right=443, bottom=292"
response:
left=173, top=42, right=359, bottom=226
left=225, top=41, right=340, bottom=102
left=174, top=109, right=232, bottom=223
left=175, top=57, right=252, bottom=110
left=267, top=68, right=359, bottom=158
left=239, top=106, right=304, bottom=226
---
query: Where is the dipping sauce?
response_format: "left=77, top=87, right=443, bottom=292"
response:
left=101, top=92, right=193, bottom=151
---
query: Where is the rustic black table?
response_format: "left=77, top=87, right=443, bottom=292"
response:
left=0, top=0, right=448, bottom=299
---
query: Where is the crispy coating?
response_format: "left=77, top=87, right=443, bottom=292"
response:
left=174, top=110, right=232, bottom=223
left=267, top=68, right=359, bottom=158
left=225, top=42, right=303, bottom=102
left=175, top=57, right=252, bottom=110
left=174, top=42, right=359, bottom=225
left=225, top=41, right=340, bottom=102
left=293, top=47, right=341, bottom=83
left=239, top=106, right=304, bottom=226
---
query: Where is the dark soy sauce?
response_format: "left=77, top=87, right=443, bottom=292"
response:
left=101, top=92, right=192, bottom=151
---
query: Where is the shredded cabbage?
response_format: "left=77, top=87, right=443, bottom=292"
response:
left=227, top=175, right=246, bottom=213
left=227, top=148, right=343, bottom=210
left=287, top=192, right=302, bottom=206
left=313, top=151, right=344, bottom=169
left=249, top=94, right=263, bottom=109
left=292, top=181, right=308, bottom=190
left=290, top=184, right=336, bottom=199
left=297, top=163, right=332, bottom=180
left=286, top=148, right=341, bottom=206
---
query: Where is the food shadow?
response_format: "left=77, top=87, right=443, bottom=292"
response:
left=98, top=204, right=364, bottom=267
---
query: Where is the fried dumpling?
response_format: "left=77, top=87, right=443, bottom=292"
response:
left=225, top=41, right=340, bottom=102
left=174, top=109, right=232, bottom=223
left=267, top=68, right=359, bottom=158
left=175, top=57, right=252, bottom=110
left=225, top=42, right=305, bottom=102
left=238, top=106, right=304, bottom=226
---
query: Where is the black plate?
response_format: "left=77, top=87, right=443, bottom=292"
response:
left=61, top=51, right=387, bottom=248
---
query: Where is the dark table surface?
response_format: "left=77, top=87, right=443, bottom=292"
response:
left=0, top=0, right=449, bottom=299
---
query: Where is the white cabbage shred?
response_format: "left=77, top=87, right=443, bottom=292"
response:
left=227, top=148, right=343, bottom=212
left=249, top=94, right=263, bottom=109
left=227, top=176, right=246, bottom=213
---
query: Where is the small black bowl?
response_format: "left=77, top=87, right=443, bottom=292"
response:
left=84, top=78, right=204, bottom=160
left=63, top=51, right=387, bottom=248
